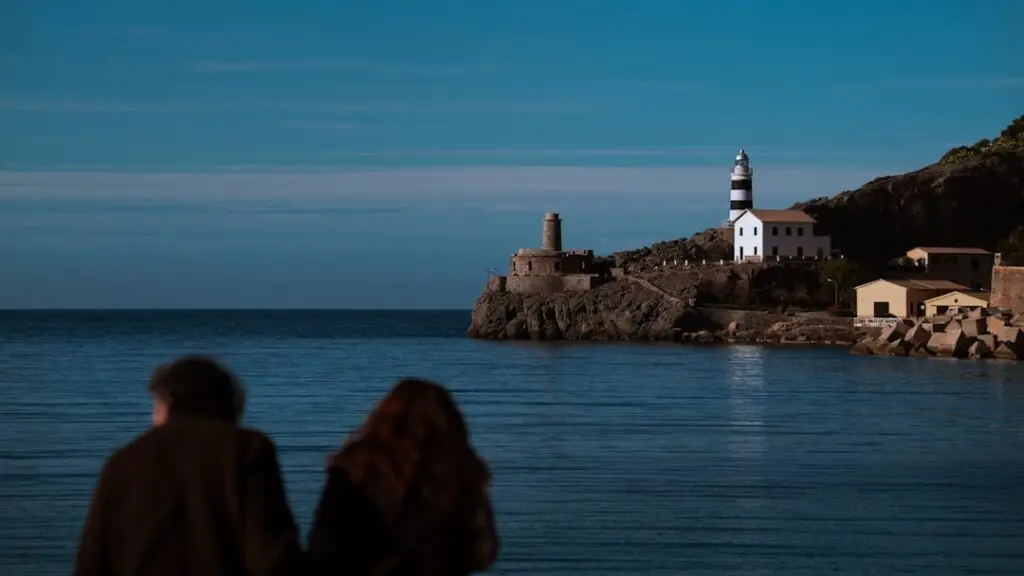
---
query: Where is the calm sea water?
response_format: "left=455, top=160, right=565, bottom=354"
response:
left=2, top=310, right=1024, bottom=575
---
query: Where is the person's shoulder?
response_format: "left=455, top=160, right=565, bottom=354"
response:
left=101, top=427, right=164, bottom=479
left=234, top=426, right=283, bottom=462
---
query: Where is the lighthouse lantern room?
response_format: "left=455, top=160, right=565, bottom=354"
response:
left=729, top=149, right=754, bottom=223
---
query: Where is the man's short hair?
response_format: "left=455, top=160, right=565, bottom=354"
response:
left=148, top=356, right=246, bottom=423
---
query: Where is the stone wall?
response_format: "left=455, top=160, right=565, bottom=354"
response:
left=991, top=266, right=1024, bottom=313
left=507, top=275, right=567, bottom=294
left=486, top=276, right=506, bottom=293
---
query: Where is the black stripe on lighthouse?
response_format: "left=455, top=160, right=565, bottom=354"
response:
left=731, top=179, right=752, bottom=190
left=730, top=200, right=753, bottom=210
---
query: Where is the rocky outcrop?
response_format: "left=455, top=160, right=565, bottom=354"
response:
left=614, top=228, right=733, bottom=272
left=467, top=275, right=858, bottom=344
left=851, top=309, right=1024, bottom=360
left=467, top=280, right=713, bottom=341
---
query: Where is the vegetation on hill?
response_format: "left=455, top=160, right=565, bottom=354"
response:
left=998, top=225, right=1024, bottom=266
left=938, top=114, right=1024, bottom=166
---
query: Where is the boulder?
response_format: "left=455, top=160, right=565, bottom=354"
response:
left=977, top=334, right=996, bottom=351
left=967, top=340, right=992, bottom=359
left=983, top=316, right=1009, bottom=336
left=993, top=343, right=1024, bottom=361
left=886, top=340, right=913, bottom=356
left=879, top=322, right=910, bottom=343
left=851, top=339, right=875, bottom=355
left=944, top=320, right=964, bottom=334
left=726, top=321, right=741, bottom=333
left=904, top=324, right=932, bottom=347
left=918, top=322, right=934, bottom=333
left=996, top=327, right=1024, bottom=348
left=910, top=344, right=935, bottom=358
left=926, top=331, right=973, bottom=358
left=695, top=330, right=715, bottom=343
left=960, top=317, right=987, bottom=338
left=930, top=321, right=949, bottom=333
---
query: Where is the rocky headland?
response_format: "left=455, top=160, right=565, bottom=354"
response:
left=467, top=115, right=1024, bottom=347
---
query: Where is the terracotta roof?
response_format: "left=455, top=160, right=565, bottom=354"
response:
left=923, top=290, right=991, bottom=304
left=866, top=279, right=969, bottom=291
left=743, top=209, right=816, bottom=223
left=909, top=246, right=992, bottom=255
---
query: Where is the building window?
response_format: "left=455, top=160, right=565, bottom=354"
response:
left=772, top=226, right=778, bottom=236
left=786, top=227, right=792, bottom=236
left=753, top=246, right=758, bottom=255
left=772, top=246, right=778, bottom=256
left=739, top=227, right=743, bottom=236
left=797, top=227, right=804, bottom=237
left=754, top=227, right=758, bottom=236
left=971, top=258, right=979, bottom=271
left=528, top=261, right=532, bottom=272
left=739, top=247, right=744, bottom=259
left=797, top=246, right=804, bottom=258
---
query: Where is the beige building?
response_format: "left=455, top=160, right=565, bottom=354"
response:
left=923, top=291, right=991, bottom=317
left=904, top=247, right=994, bottom=290
left=855, top=279, right=968, bottom=318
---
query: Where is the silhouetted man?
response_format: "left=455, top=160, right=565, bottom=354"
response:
left=74, top=356, right=302, bottom=576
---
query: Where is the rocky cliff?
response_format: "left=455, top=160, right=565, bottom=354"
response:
left=794, top=149, right=1024, bottom=266
left=467, top=264, right=847, bottom=341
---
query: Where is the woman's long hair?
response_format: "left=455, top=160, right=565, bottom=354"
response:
left=330, top=378, right=492, bottom=564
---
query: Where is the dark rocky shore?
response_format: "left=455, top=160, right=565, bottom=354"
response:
left=467, top=277, right=858, bottom=345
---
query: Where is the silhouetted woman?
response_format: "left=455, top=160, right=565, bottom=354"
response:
left=307, top=378, right=499, bottom=575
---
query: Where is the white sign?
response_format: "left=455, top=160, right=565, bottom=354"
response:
left=854, top=317, right=899, bottom=328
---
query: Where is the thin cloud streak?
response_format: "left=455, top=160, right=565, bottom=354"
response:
left=0, top=166, right=890, bottom=203
left=187, top=59, right=521, bottom=76
left=0, top=99, right=593, bottom=115
left=281, top=121, right=366, bottom=131
left=190, top=60, right=372, bottom=72
left=258, top=101, right=598, bottom=114
left=831, top=77, right=1024, bottom=92
left=325, top=147, right=824, bottom=159
left=0, top=101, right=185, bottom=113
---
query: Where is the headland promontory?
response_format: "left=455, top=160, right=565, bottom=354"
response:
left=467, top=115, right=1024, bottom=358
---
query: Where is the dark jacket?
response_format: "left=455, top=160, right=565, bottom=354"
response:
left=74, top=414, right=302, bottom=576
left=306, top=468, right=499, bottom=576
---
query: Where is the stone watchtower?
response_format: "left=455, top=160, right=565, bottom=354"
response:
left=542, top=212, right=562, bottom=252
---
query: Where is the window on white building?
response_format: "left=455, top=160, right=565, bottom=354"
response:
left=786, top=227, right=792, bottom=236
left=739, top=227, right=743, bottom=236
left=772, top=227, right=778, bottom=235
left=797, top=227, right=804, bottom=237
left=754, top=227, right=758, bottom=236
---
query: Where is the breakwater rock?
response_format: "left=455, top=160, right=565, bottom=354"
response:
left=851, top=309, right=1024, bottom=360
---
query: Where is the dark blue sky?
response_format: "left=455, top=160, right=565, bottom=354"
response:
left=2, top=0, right=1021, bottom=308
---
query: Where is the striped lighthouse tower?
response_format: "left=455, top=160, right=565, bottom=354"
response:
left=729, top=149, right=753, bottom=223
